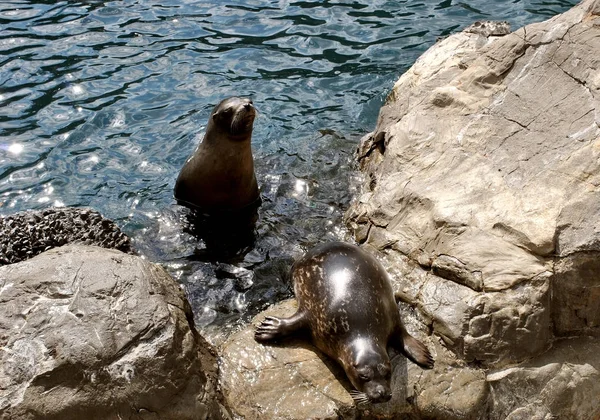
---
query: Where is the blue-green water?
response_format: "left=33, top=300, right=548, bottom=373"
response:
left=0, top=0, right=576, bottom=333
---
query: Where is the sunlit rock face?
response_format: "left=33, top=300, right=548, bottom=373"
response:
left=348, top=0, right=600, bottom=360
left=220, top=1, right=600, bottom=419
left=0, top=245, right=227, bottom=420
left=341, top=0, right=600, bottom=418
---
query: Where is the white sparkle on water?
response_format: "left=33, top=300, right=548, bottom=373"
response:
left=71, top=84, right=84, bottom=95
left=8, top=144, right=24, bottom=155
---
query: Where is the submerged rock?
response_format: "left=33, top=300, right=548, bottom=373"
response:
left=0, top=245, right=227, bottom=420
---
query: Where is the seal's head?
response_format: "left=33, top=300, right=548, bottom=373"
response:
left=211, top=96, right=256, bottom=139
left=344, top=339, right=393, bottom=404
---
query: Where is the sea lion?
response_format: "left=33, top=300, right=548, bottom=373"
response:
left=174, top=96, right=260, bottom=213
left=255, top=241, right=434, bottom=404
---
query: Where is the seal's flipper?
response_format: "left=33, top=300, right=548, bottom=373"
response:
left=390, top=326, right=434, bottom=369
left=254, top=311, right=308, bottom=343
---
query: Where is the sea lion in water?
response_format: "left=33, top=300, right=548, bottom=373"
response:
left=174, top=96, right=260, bottom=212
left=255, top=241, right=434, bottom=404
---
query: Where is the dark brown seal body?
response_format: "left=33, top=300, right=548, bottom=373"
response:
left=174, top=97, right=259, bottom=212
left=255, top=241, right=434, bottom=404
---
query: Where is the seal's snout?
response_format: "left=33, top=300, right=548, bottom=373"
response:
left=244, top=100, right=254, bottom=111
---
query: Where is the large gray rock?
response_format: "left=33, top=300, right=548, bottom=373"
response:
left=487, top=336, right=600, bottom=420
left=346, top=0, right=600, bottom=368
left=0, top=245, right=227, bottom=419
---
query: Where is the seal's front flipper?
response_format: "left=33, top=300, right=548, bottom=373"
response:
left=254, top=311, right=308, bottom=343
left=390, top=326, right=434, bottom=369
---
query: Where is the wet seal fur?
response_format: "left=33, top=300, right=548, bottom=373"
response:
left=174, top=96, right=260, bottom=213
left=255, top=241, right=434, bottom=404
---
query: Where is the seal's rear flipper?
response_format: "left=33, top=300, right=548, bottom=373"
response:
left=391, top=327, right=434, bottom=369
left=254, top=311, right=308, bottom=343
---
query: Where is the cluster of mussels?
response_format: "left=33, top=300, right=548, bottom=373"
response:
left=0, top=207, right=132, bottom=265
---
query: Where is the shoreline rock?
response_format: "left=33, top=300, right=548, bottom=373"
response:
left=0, top=245, right=228, bottom=419
left=346, top=0, right=600, bottom=363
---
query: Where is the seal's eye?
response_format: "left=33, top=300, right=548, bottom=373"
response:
left=358, top=372, right=371, bottom=381
left=378, top=363, right=391, bottom=378
left=213, top=106, right=234, bottom=122
left=357, top=367, right=373, bottom=381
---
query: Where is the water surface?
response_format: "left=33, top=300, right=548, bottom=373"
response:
left=0, top=0, right=576, bottom=336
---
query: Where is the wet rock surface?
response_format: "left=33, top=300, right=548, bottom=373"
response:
left=219, top=299, right=433, bottom=420
left=0, top=207, right=131, bottom=265
left=0, top=245, right=226, bottom=420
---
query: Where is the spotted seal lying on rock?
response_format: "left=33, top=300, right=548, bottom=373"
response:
left=255, top=241, right=434, bottom=404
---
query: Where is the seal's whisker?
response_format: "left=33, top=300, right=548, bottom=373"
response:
left=349, top=390, right=370, bottom=406
left=349, top=387, right=375, bottom=406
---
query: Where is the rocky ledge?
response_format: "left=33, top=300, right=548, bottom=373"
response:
left=0, top=245, right=227, bottom=419
left=219, top=0, right=600, bottom=418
